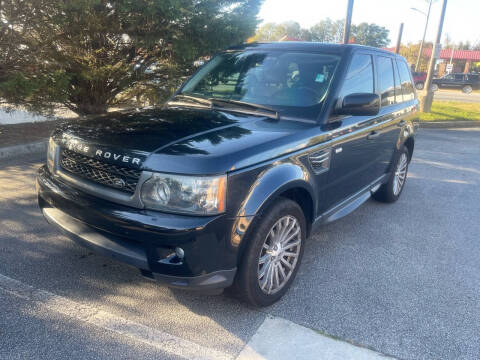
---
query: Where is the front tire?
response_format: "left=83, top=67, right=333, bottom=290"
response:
left=373, top=146, right=409, bottom=203
left=462, top=85, right=473, bottom=94
left=415, top=82, right=424, bottom=90
left=232, top=198, right=306, bottom=307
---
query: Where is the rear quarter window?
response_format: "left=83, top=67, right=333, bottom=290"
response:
left=393, top=60, right=403, bottom=103
left=397, top=60, right=415, bottom=102
left=468, top=74, right=479, bottom=82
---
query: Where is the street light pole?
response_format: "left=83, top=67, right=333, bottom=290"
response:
left=421, top=0, right=448, bottom=113
left=343, top=0, right=354, bottom=44
left=413, top=0, right=433, bottom=72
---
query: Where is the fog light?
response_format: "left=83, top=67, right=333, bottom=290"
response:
left=175, top=247, right=184, bottom=259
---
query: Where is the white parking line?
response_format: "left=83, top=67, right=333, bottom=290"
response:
left=237, top=316, right=395, bottom=360
left=0, top=273, right=396, bottom=360
left=0, top=273, right=231, bottom=360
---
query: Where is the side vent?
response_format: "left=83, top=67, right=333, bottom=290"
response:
left=308, top=149, right=331, bottom=174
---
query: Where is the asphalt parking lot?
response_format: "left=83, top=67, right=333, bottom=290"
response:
left=434, top=90, right=480, bottom=103
left=1, top=128, right=479, bottom=360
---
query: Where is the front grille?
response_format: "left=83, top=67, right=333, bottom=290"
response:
left=60, top=149, right=141, bottom=194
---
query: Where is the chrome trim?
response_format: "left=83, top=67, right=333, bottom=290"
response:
left=308, top=149, right=331, bottom=175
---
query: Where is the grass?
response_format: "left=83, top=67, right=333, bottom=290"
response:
left=418, top=101, right=480, bottom=122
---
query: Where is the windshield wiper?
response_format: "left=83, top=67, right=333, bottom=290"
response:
left=169, top=94, right=279, bottom=120
left=168, top=94, right=212, bottom=107
left=208, top=98, right=279, bottom=120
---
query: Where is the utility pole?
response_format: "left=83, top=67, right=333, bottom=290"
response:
left=343, top=0, right=354, bottom=44
left=421, top=0, right=448, bottom=113
left=413, top=0, right=433, bottom=72
left=395, top=23, right=404, bottom=54
left=449, top=46, right=455, bottom=64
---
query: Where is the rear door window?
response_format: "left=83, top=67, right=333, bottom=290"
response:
left=397, top=60, right=415, bottom=101
left=339, top=54, right=374, bottom=99
left=376, top=56, right=395, bottom=106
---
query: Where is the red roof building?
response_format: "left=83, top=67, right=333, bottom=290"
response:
left=423, top=48, right=480, bottom=61
left=383, top=47, right=479, bottom=74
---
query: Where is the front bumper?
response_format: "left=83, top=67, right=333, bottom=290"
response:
left=37, top=165, right=236, bottom=290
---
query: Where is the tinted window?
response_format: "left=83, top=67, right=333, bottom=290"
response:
left=377, top=56, right=395, bottom=106
left=397, top=60, right=415, bottom=101
left=468, top=74, right=479, bottom=81
left=454, top=74, right=464, bottom=81
left=393, top=60, right=402, bottom=103
left=181, top=51, right=340, bottom=108
left=339, top=54, right=374, bottom=98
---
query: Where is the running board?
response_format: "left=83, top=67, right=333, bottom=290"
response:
left=323, top=191, right=371, bottom=224
left=311, top=175, right=386, bottom=233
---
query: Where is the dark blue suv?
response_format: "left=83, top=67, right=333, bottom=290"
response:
left=37, top=43, right=418, bottom=306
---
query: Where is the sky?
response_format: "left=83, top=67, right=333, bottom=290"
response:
left=258, top=0, right=480, bottom=47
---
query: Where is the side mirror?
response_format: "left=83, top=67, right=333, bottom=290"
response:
left=336, top=93, right=380, bottom=116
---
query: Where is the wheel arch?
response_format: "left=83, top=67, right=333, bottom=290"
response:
left=276, top=187, right=314, bottom=237
left=404, top=136, right=415, bottom=162
left=231, top=162, right=316, bottom=262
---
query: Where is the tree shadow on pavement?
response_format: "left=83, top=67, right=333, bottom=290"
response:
left=0, top=158, right=264, bottom=357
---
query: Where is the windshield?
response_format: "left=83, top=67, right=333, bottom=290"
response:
left=179, top=50, right=340, bottom=120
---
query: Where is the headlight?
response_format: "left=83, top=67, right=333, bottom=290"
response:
left=47, top=137, right=57, bottom=173
left=140, top=173, right=226, bottom=215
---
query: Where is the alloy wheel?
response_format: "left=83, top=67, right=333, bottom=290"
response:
left=257, top=215, right=301, bottom=295
left=393, top=153, right=408, bottom=196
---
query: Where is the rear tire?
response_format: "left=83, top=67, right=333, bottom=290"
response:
left=415, top=82, right=424, bottom=90
left=431, top=84, right=439, bottom=92
left=373, top=146, right=409, bottom=203
left=231, top=198, right=306, bottom=307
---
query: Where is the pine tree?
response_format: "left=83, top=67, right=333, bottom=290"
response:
left=0, top=0, right=263, bottom=115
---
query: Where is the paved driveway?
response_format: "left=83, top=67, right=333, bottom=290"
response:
left=0, top=128, right=479, bottom=359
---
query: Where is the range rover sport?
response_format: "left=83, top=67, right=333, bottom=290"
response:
left=37, top=43, right=418, bottom=306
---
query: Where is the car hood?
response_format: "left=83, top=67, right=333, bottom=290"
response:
left=53, top=107, right=317, bottom=174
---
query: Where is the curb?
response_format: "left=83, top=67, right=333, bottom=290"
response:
left=0, top=139, right=47, bottom=160
left=420, top=121, right=480, bottom=129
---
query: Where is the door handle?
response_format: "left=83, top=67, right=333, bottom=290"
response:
left=367, top=131, right=380, bottom=140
